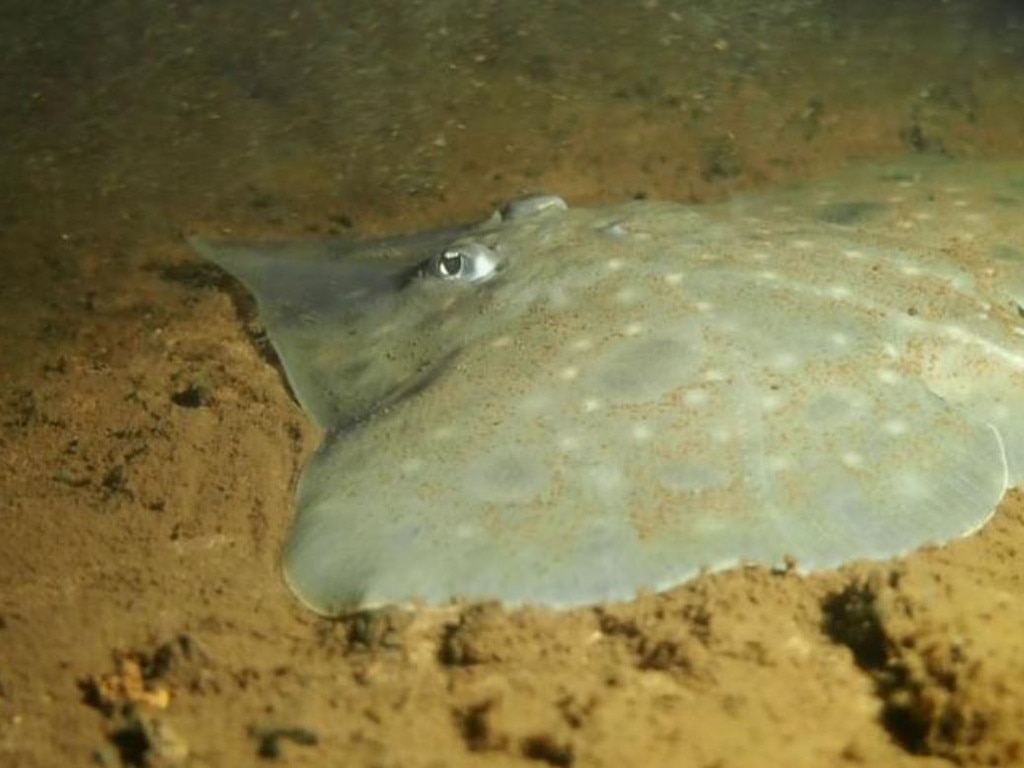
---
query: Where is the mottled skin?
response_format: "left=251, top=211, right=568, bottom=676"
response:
left=194, top=159, right=1024, bottom=615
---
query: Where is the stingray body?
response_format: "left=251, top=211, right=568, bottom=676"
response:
left=193, top=159, right=1024, bottom=615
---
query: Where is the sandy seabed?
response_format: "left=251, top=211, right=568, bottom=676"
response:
left=2, top=1, right=1024, bottom=766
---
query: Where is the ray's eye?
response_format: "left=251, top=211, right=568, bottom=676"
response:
left=426, top=242, right=499, bottom=283
left=436, top=250, right=464, bottom=277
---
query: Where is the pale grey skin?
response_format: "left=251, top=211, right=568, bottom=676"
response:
left=192, top=159, right=1024, bottom=615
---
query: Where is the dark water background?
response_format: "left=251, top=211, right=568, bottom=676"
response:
left=3, top=0, right=1023, bottom=237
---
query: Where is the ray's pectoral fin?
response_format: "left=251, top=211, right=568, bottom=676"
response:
left=189, top=224, right=477, bottom=431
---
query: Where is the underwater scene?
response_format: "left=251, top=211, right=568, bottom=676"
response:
left=2, top=1, right=1024, bottom=765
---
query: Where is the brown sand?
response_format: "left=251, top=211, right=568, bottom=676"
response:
left=2, top=1, right=1024, bottom=765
